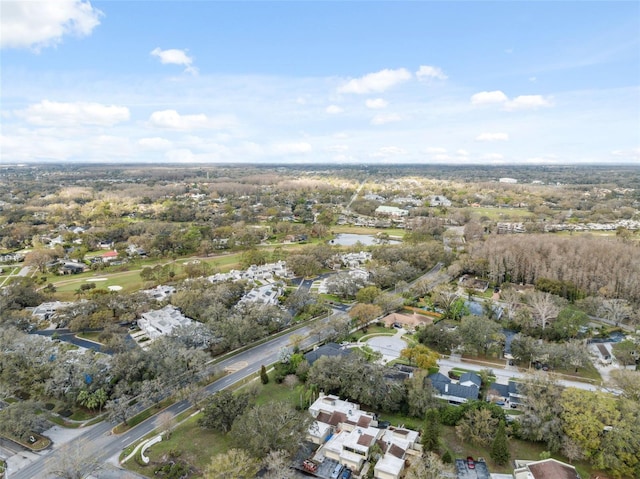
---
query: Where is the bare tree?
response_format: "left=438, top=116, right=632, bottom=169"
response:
left=204, top=448, right=260, bottom=479
left=156, top=411, right=177, bottom=439
left=404, top=452, right=454, bottom=479
left=527, top=291, right=559, bottom=330
left=598, top=299, right=632, bottom=325
left=48, top=443, right=101, bottom=479
left=261, top=450, right=296, bottom=479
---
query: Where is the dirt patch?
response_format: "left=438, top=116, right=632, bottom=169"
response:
left=224, top=361, right=248, bottom=373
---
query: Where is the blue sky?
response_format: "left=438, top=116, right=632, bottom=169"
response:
left=1, top=0, right=639, bottom=164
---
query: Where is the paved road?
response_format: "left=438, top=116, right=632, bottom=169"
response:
left=437, top=357, right=602, bottom=392
left=32, top=329, right=107, bottom=354
left=9, top=317, right=327, bottom=479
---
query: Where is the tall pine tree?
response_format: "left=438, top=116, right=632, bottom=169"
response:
left=490, top=420, right=510, bottom=465
left=422, top=409, right=441, bottom=452
left=260, top=365, right=269, bottom=384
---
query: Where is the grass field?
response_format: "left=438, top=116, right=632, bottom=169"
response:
left=46, top=252, right=243, bottom=300
left=330, top=225, right=406, bottom=238
left=464, top=206, right=536, bottom=221
left=124, top=414, right=231, bottom=477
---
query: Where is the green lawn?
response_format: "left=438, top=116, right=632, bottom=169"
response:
left=124, top=414, right=231, bottom=477
left=463, top=206, right=536, bottom=221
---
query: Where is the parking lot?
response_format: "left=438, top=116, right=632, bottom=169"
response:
left=455, top=458, right=491, bottom=479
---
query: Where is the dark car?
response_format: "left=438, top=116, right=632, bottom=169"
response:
left=467, top=456, right=475, bottom=469
left=341, top=468, right=352, bottom=479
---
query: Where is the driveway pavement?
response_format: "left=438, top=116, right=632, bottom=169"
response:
left=363, top=328, right=408, bottom=363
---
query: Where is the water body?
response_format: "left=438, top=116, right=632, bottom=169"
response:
left=465, top=300, right=504, bottom=319
left=329, top=233, right=401, bottom=246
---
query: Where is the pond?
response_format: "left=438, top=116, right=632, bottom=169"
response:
left=329, top=233, right=400, bottom=246
left=465, top=300, right=504, bottom=319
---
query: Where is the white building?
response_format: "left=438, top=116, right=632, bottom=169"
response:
left=208, top=260, right=290, bottom=284
left=137, top=305, right=193, bottom=342
left=308, top=394, right=422, bottom=479
left=31, top=301, right=74, bottom=322
left=143, top=285, right=176, bottom=301
left=339, top=251, right=372, bottom=269
left=429, top=195, right=452, bottom=207
left=239, top=284, right=283, bottom=306
left=375, top=205, right=409, bottom=217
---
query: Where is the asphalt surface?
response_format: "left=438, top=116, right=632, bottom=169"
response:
left=32, top=329, right=107, bottom=354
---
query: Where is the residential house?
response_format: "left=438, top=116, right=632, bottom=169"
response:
left=381, top=312, right=432, bottom=330
left=304, top=342, right=351, bottom=366
left=31, top=301, right=74, bottom=322
left=126, top=244, right=147, bottom=257
left=136, top=305, right=193, bottom=347
left=208, top=260, right=290, bottom=284
left=513, top=458, right=580, bottom=479
left=340, top=251, right=372, bottom=269
left=101, top=250, right=119, bottom=262
left=593, top=343, right=612, bottom=364
left=429, top=195, right=452, bottom=207
left=459, top=372, right=482, bottom=388
left=374, top=205, right=408, bottom=217
left=143, top=285, right=176, bottom=301
left=427, top=372, right=480, bottom=404
left=239, top=284, right=283, bottom=306
left=487, top=380, right=525, bottom=407
left=497, top=222, right=526, bottom=234
left=307, top=394, right=422, bottom=479
left=58, top=261, right=87, bottom=275
left=0, top=253, right=24, bottom=263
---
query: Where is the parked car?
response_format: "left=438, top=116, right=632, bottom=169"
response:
left=467, top=456, right=475, bottom=469
left=341, top=468, right=352, bottom=479
left=330, top=463, right=344, bottom=479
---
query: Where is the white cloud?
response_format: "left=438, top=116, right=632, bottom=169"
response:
left=611, top=147, right=640, bottom=161
left=338, top=68, right=412, bottom=94
left=426, top=147, right=447, bottom=154
left=148, top=110, right=208, bottom=130
left=372, top=146, right=407, bottom=157
left=16, top=100, right=129, bottom=126
left=470, top=90, right=509, bottom=105
left=365, top=98, right=388, bottom=109
left=326, top=105, right=344, bottom=114
left=475, top=132, right=509, bottom=142
left=416, top=65, right=447, bottom=81
left=138, top=137, right=172, bottom=150
left=471, top=90, right=554, bottom=111
left=456, top=149, right=470, bottom=156
left=150, top=47, right=198, bottom=75
left=371, top=113, right=402, bottom=125
left=165, top=148, right=197, bottom=163
left=505, top=95, right=554, bottom=111
left=271, top=142, right=312, bottom=155
left=1, top=0, right=102, bottom=50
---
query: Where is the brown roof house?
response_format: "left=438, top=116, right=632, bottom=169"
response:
left=381, top=312, right=432, bottom=330
left=513, top=458, right=580, bottom=479
left=308, top=394, right=422, bottom=479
